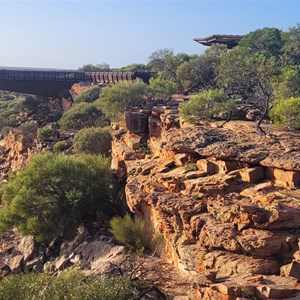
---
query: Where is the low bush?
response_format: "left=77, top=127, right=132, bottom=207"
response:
left=186, top=163, right=198, bottom=172
left=148, top=75, right=177, bottom=100
left=270, top=97, right=300, bottom=130
left=75, top=86, right=100, bottom=103
left=0, top=153, right=113, bottom=242
left=0, top=269, right=136, bottom=300
left=74, top=127, right=111, bottom=155
left=95, top=80, right=147, bottom=120
left=60, top=103, right=108, bottom=131
left=179, top=89, right=236, bottom=123
left=37, top=127, right=53, bottom=141
left=53, top=140, right=68, bottom=153
left=110, top=214, right=156, bottom=252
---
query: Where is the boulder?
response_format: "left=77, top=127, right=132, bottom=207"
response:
left=17, top=235, right=35, bottom=262
left=239, top=166, right=265, bottom=183
left=7, top=255, right=23, bottom=273
left=125, top=111, right=148, bottom=134
left=280, top=260, right=300, bottom=280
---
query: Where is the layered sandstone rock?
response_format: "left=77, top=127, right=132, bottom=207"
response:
left=111, top=103, right=300, bottom=299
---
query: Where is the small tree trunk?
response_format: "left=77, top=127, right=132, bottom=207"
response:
left=256, top=97, right=270, bottom=135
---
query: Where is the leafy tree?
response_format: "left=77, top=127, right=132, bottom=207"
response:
left=179, top=89, right=236, bottom=123
left=74, top=86, right=100, bottom=104
left=239, top=27, right=283, bottom=56
left=272, top=67, right=300, bottom=101
left=120, top=63, right=148, bottom=72
left=281, top=24, right=300, bottom=69
left=0, top=153, right=113, bottom=242
left=147, top=49, right=193, bottom=83
left=94, top=80, right=147, bottom=120
left=78, top=63, right=110, bottom=72
left=148, top=75, right=178, bottom=100
left=74, top=127, right=111, bottom=155
left=147, top=48, right=174, bottom=73
left=217, top=47, right=279, bottom=132
left=269, top=97, right=300, bottom=130
left=176, top=55, right=215, bottom=94
left=60, top=103, right=109, bottom=131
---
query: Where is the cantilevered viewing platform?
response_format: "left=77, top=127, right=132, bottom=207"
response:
left=193, top=34, right=244, bottom=49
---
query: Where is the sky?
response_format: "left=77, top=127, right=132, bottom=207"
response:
left=0, top=0, right=299, bottom=70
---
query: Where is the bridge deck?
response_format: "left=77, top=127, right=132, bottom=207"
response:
left=0, top=67, right=154, bottom=84
left=0, top=67, right=155, bottom=96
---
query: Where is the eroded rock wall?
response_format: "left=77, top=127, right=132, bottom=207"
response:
left=112, top=101, right=300, bottom=299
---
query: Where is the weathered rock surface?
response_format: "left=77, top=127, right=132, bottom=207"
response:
left=111, top=103, right=300, bottom=299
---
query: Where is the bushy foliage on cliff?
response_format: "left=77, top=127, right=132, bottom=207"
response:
left=148, top=75, right=178, bottom=100
left=110, top=214, right=159, bottom=252
left=0, top=269, right=136, bottom=300
left=179, top=89, right=236, bottom=123
left=95, top=80, right=147, bottom=120
left=74, top=86, right=100, bottom=104
left=0, top=153, right=113, bottom=242
left=270, top=97, right=300, bottom=130
left=59, top=102, right=109, bottom=131
left=74, top=127, right=111, bottom=155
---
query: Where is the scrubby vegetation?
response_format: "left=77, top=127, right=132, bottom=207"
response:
left=94, top=80, right=147, bottom=120
left=53, top=140, right=69, bottom=152
left=148, top=75, right=178, bottom=100
left=59, top=102, right=108, bottom=131
left=180, top=89, right=236, bottom=122
left=0, top=153, right=113, bottom=242
left=74, top=86, right=100, bottom=103
left=37, top=127, right=53, bottom=141
left=110, top=214, right=162, bottom=253
left=145, top=25, right=300, bottom=130
left=270, top=97, right=300, bottom=129
left=74, top=126, right=112, bottom=155
left=0, top=21, right=300, bottom=300
left=0, top=269, right=136, bottom=300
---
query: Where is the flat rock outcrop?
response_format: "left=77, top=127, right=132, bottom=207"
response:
left=112, top=102, right=300, bottom=299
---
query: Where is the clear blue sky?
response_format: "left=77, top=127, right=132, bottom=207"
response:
left=0, top=0, right=299, bottom=69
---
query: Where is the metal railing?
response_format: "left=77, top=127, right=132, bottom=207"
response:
left=0, top=67, right=155, bottom=84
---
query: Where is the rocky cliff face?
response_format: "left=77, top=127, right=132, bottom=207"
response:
left=112, top=101, right=300, bottom=299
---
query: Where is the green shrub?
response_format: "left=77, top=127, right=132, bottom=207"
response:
left=37, top=127, right=53, bottom=141
left=0, top=269, right=136, bottom=300
left=95, top=80, right=147, bottom=120
left=53, top=140, right=68, bottom=153
left=110, top=214, right=155, bottom=252
left=186, top=163, right=198, bottom=172
left=269, top=97, right=300, bottom=130
left=60, top=103, right=108, bottom=131
left=148, top=75, right=177, bottom=100
left=74, top=127, right=111, bottom=155
left=179, top=89, right=236, bottom=123
left=0, top=153, right=113, bottom=242
left=75, top=86, right=100, bottom=103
